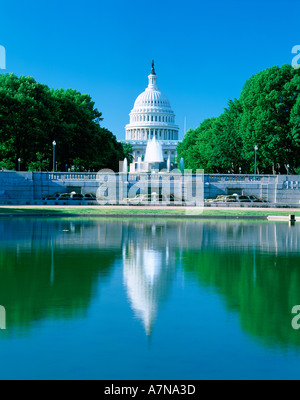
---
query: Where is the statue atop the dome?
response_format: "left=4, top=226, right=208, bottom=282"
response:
left=151, top=60, right=156, bottom=75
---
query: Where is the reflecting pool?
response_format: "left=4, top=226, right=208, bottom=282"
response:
left=0, top=218, right=300, bottom=379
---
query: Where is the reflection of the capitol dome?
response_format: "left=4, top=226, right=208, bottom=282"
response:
left=123, top=235, right=174, bottom=336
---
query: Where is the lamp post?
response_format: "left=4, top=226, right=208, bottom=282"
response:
left=287, top=164, right=290, bottom=176
left=52, top=141, right=56, bottom=172
left=254, top=146, right=258, bottom=176
left=18, top=158, right=21, bottom=172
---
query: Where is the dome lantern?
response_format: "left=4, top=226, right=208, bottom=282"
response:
left=148, top=60, right=158, bottom=90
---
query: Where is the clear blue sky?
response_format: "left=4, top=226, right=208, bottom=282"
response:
left=0, top=0, right=299, bottom=140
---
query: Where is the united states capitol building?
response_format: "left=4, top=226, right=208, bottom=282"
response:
left=121, top=61, right=181, bottom=163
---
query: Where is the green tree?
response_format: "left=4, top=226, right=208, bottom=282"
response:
left=0, top=74, right=126, bottom=172
left=0, top=74, right=54, bottom=170
left=210, top=99, right=243, bottom=173
left=239, top=65, right=300, bottom=174
left=121, top=142, right=134, bottom=164
left=178, top=65, right=300, bottom=174
left=177, top=119, right=216, bottom=172
left=28, top=152, right=50, bottom=172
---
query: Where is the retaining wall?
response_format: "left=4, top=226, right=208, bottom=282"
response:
left=0, top=171, right=299, bottom=206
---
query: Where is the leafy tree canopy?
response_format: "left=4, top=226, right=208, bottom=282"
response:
left=0, top=73, right=125, bottom=171
left=178, top=65, right=300, bottom=174
left=121, top=142, right=134, bottom=164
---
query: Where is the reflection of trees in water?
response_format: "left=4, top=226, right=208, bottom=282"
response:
left=1, top=218, right=299, bottom=345
left=182, top=249, right=300, bottom=349
left=0, top=219, right=121, bottom=334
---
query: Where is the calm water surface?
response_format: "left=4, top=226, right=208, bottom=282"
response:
left=0, top=218, right=300, bottom=380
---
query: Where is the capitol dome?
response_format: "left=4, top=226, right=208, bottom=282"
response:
left=133, top=85, right=171, bottom=109
left=124, top=61, right=180, bottom=163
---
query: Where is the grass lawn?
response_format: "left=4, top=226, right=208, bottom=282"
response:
left=0, top=207, right=299, bottom=217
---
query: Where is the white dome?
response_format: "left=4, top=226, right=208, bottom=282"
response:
left=134, top=88, right=171, bottom=109
left=126, top=63, right=178, bottom=127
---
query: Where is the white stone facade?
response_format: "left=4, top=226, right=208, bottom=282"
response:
left=122, top=62, right=180, bottom=162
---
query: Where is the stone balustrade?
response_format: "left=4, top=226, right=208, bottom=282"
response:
left=47, top=172, right=99, bottom=181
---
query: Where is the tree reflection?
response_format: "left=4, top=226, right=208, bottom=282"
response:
left=182, top=248, right=300, bottom=349
left=0, top=219, right=120, bottom=333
